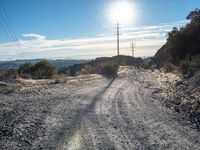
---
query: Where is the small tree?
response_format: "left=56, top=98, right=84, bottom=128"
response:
left=18, top=62, right=34, bottom=76
left=186, top=8, right=200, bottom=23
left=32, top=60, right=57, bottom=79
left=167, top=27, right=179, bottom=41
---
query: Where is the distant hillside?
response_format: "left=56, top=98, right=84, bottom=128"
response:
left=152, top=8, right=200, bottom=74
left=60, top=55, right=143, bottom=76
left=0, top=59, right=88, bottom=71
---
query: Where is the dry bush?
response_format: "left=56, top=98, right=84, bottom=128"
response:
left=54, top=74, right=67, bottom=84
left=0, top=82, right=22, bottom=93
left=6, top=84, right=22, bottom=93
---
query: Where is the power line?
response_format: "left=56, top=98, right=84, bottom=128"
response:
left=0, top=15, right=23, bottom=59
left=69, top=0, right=105, bottom=31
left=86, top=0, right=108, bottom=21
left=0, top=0, right=25, bottom=59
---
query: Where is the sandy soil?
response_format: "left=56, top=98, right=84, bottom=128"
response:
left=0, top=67, right=200, bottom=150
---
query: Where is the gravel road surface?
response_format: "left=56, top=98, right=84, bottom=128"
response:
left=1, top=66, right=199, bottom=150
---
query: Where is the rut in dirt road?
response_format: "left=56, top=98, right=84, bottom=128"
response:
left=63, top=66, right=200, bottom=150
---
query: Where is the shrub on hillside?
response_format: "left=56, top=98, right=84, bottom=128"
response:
left=163, top=63, right=178, bottom=73
left=140, top=63, right=151, bottom=70
left=6, top=69, right=19, bottom=78
left=99, top=63, right=118, bottom=78
left=81, top=64, right=95, bottom=75
left=0, top=71, right=4, bottom=80
left=190, top=55, right=200, bottom=71
left=179, top=55, right=200, bottom=76
left=153, top=9, right=200, bottom=70
left=0, top=69, right=19, bottom=80
left=18, top=60, right=57, bottom=79
left=179, top=60, right=190, bottom=75
left=18, top=62, right=34, bottom=78
left=32, top=61, right=57, bottom=79
left=81, top=61, right=118, bottom=78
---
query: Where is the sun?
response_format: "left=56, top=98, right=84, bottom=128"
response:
left=109, top=1, right=135, bottom=25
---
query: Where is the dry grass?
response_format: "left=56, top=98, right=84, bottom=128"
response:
left=54, top=74, right=68, bottom=84
left=0, top=81, right=22, bottom=93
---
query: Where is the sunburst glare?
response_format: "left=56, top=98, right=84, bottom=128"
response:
left=108, top=1, right=135, bottom=25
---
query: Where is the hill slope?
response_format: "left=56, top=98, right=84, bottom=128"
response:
left=60, top=55, right=143, bottom=76
left=153, top=9, right=200, bottom=74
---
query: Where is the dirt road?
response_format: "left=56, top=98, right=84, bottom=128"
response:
left=1, top=66, right=200, bottom=150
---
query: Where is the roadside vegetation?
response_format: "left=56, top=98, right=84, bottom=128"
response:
left=152, top=8, right=200, bottom=76
left=151, top=9, right=200, bottom=128
left=81, top=61, right=119, bottom=78
left=59, top=55, right=143, bottom=78
left=0, top=60, right=57, bottom=80
left=18, top=60, right=57, bottom=79
left=0, top=59, right=119, bottom=82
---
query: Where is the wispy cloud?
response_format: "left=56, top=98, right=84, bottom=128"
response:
left=0, top=20, right=188, bottom=60
left=22, top=33, right=46, bottom=41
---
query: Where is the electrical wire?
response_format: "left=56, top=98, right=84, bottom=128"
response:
left=0, top=0, right=25, bottom=59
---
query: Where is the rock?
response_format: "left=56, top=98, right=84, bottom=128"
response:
left=175, top=81, right=183, bottom=86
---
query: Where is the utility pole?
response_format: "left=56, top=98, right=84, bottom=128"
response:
left=130, top=42, right=135, bottom=65
left=116, top=22, right=120, bottom=66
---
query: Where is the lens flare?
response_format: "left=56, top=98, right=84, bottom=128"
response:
left=109, top=1, right=135, bottom=25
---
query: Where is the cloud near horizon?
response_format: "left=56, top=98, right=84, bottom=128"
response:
left=0, top=20, right=188, bottom=61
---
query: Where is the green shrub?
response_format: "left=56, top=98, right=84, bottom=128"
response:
left=179, top=60, right=190, bottom=75
left=179, top=55, right=200, bottom=76
left=80, top=61, right=118, bottom=78
left=0, top=69, right=19, bottom=80
left=140, top=63, right=151, bottom=70
left=32, top=60, right=57, bottom=79
left=163, top=63, right=177, bottom=73
left=18, top=60, right=57, bottom=79
left=190, top=55, right=200, bottom=71
left=18, top=62, right=34, bottom=76
left=6, top=69, right=19, bottom=78
left=99, top=62, right=118, bottom=78
left=81, top=65, right=95, bottom=75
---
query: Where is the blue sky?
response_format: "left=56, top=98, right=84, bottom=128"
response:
left=0, top=0, right=199, bottom=60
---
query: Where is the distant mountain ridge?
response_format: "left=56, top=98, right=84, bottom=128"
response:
left=0, top=59, right=89, bottom=71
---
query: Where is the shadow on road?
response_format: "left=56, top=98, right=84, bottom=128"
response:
left=55, top=78, right=115, bottom=149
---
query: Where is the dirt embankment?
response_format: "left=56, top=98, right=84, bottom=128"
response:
left=153, top=70, right=200, bottom=129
